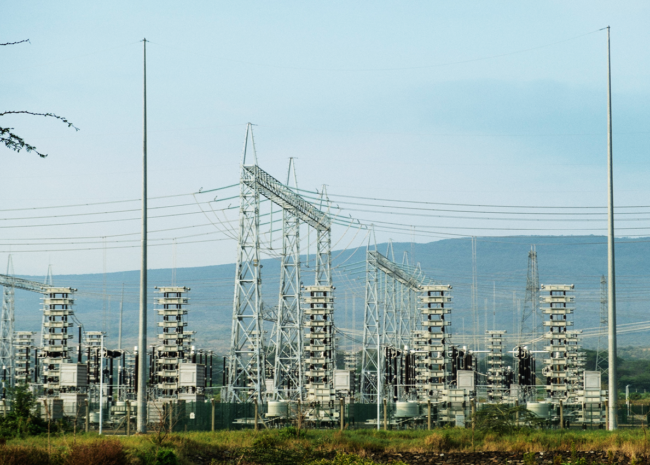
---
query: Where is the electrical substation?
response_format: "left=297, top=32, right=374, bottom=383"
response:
left=0, top=126, right=609, bottom=431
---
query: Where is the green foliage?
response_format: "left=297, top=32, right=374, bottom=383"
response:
left=474, top=404, right=545, bottom=435
left=523, top=452, right=536, bottom=465
left=155, top=448, right=178, bottom=465
left=252, top=431, right=282, bottom=449
left=0, top=111, right=79, bottom=158
left=0, top=384, right=49, bottom=438
left=278, top=426, right=300, bottom=440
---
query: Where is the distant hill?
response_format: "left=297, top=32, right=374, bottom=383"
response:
left=9, top=235, right=650, bottom=353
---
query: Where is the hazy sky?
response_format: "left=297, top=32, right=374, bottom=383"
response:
left=2, top=2, right=650, bottom=275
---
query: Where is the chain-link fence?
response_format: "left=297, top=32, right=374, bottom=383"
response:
left=38, top=399, right=650, bottom=433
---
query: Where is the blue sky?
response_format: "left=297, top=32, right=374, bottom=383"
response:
left=1, top=1, right=650, bottom=275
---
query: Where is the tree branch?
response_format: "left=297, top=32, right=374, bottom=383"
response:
left=0, top=127, right=47, bottom=158
left=0, top=39, right=30, bottom=46
left=0, top=111, right=79, bottom=131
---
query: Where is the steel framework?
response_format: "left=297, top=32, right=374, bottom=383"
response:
left=360, top=248, right=429, bottom=403
left=0, top=257, right=15, bottom=388
left=273, top=160, right=303, bottom=400
left=226, top=124, right=332, bottom=403
left=520, top=246, right=540, bottom=347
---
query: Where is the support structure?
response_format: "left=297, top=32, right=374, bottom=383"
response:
left=273, top=162, right=303, bottom=400
left=605, top=25, right=618, bottom=431
left=14, top=331, right=35, bottom=385
left=486, top=331, right=507, bottom=402
left=227, top=125, right=332, bottom=403
left=360, top=249, right=430, bottom=404
left=303, top=285, right=335, bottom=413
left=541, top=284, right=575, bottom=402
left=520, top=247, right=539, bottom=348
left=41, top=287, right=76, bottom=395
left=0, top=257, right=15, bottom=387
left=595, top=276, right=608, bottom=373
left=414, top=285, right=452, bottom=401
left=153, top=287, right=195, bottom=399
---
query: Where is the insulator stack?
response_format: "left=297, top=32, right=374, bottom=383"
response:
left=541, top=284, right=578, bottom=402
left=486, top=330, right=506, bottom=401
left=41, top=287, right=76, bottom=394
left=303, top=285, right=335, bottom=407
left=14, top=331, right=35, bottom=385
left=414, top=284, right=451, bottom=400
left=153, top=286, right=198, bottom=399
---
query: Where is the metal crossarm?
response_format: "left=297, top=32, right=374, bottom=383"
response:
left=368, top=251, right=427, bottom=291
left=242, top=165, right=331, bottom=231
left=0, top=273, right=52, bottom=294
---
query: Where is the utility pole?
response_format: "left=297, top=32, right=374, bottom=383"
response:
left=99, top=332, right=105, bottom=434
left=137, top=37, right=149, bottom=434
left=606, top=26, right=618, bottom=431
left=118, top=284, right=124, bottom=351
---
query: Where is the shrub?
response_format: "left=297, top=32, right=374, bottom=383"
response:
left=424, top=431, right=452, bottom=452
left=278, top=426, right=300, bottom=439
left=63, top=439, right=128, bottom=465
left=252, top=431, right=282, bottom=449
left=0, top=445, right=51, bottom=465
left=155, top=448, right=178, bottom=465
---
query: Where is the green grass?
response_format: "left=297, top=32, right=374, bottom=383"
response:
left=3, top=428, right=650, bottom=464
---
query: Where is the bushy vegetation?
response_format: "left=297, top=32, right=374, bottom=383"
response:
left=0, top=384, right=65, bottom=438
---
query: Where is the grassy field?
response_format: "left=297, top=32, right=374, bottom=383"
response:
left=3, top=427, right=650, bottom=464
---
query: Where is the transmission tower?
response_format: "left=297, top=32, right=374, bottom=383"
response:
left=520, top=246, right=539, bottom=347
left=226, top=124, right=333, bottom=403
left=0, top=256, right=15, bottom=387
left=382, top=242, right=398, bottom=351
left=595, top=276, right=608, bottom=373
left=226, top=123, right=265, bottom=403
left=273, top=158, right=303, bottom=400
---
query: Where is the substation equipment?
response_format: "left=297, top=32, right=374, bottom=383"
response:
left=0, top=268, right=211, bottom=427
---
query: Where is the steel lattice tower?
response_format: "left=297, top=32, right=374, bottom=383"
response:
left=0, top=256, right=15, bottom=387
left=226, top=126, right=333, bottom=403
left=226, top=124, right=265, bottom=403
left=360, top=247, right=380, bottom=403
left=273, top=160, right=303, bottom=400
left=360, top=247, right=429, bottom=405
left=520, top=246, right=540, bottom=347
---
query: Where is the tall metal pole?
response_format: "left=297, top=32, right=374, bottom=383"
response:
left=118, top=284, right=124, bottom=350
left=136, top=38, right=148, bottom=434
left=606, top=26, right=618, bottom=431
left=99, top=333, right=104, bottom=434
